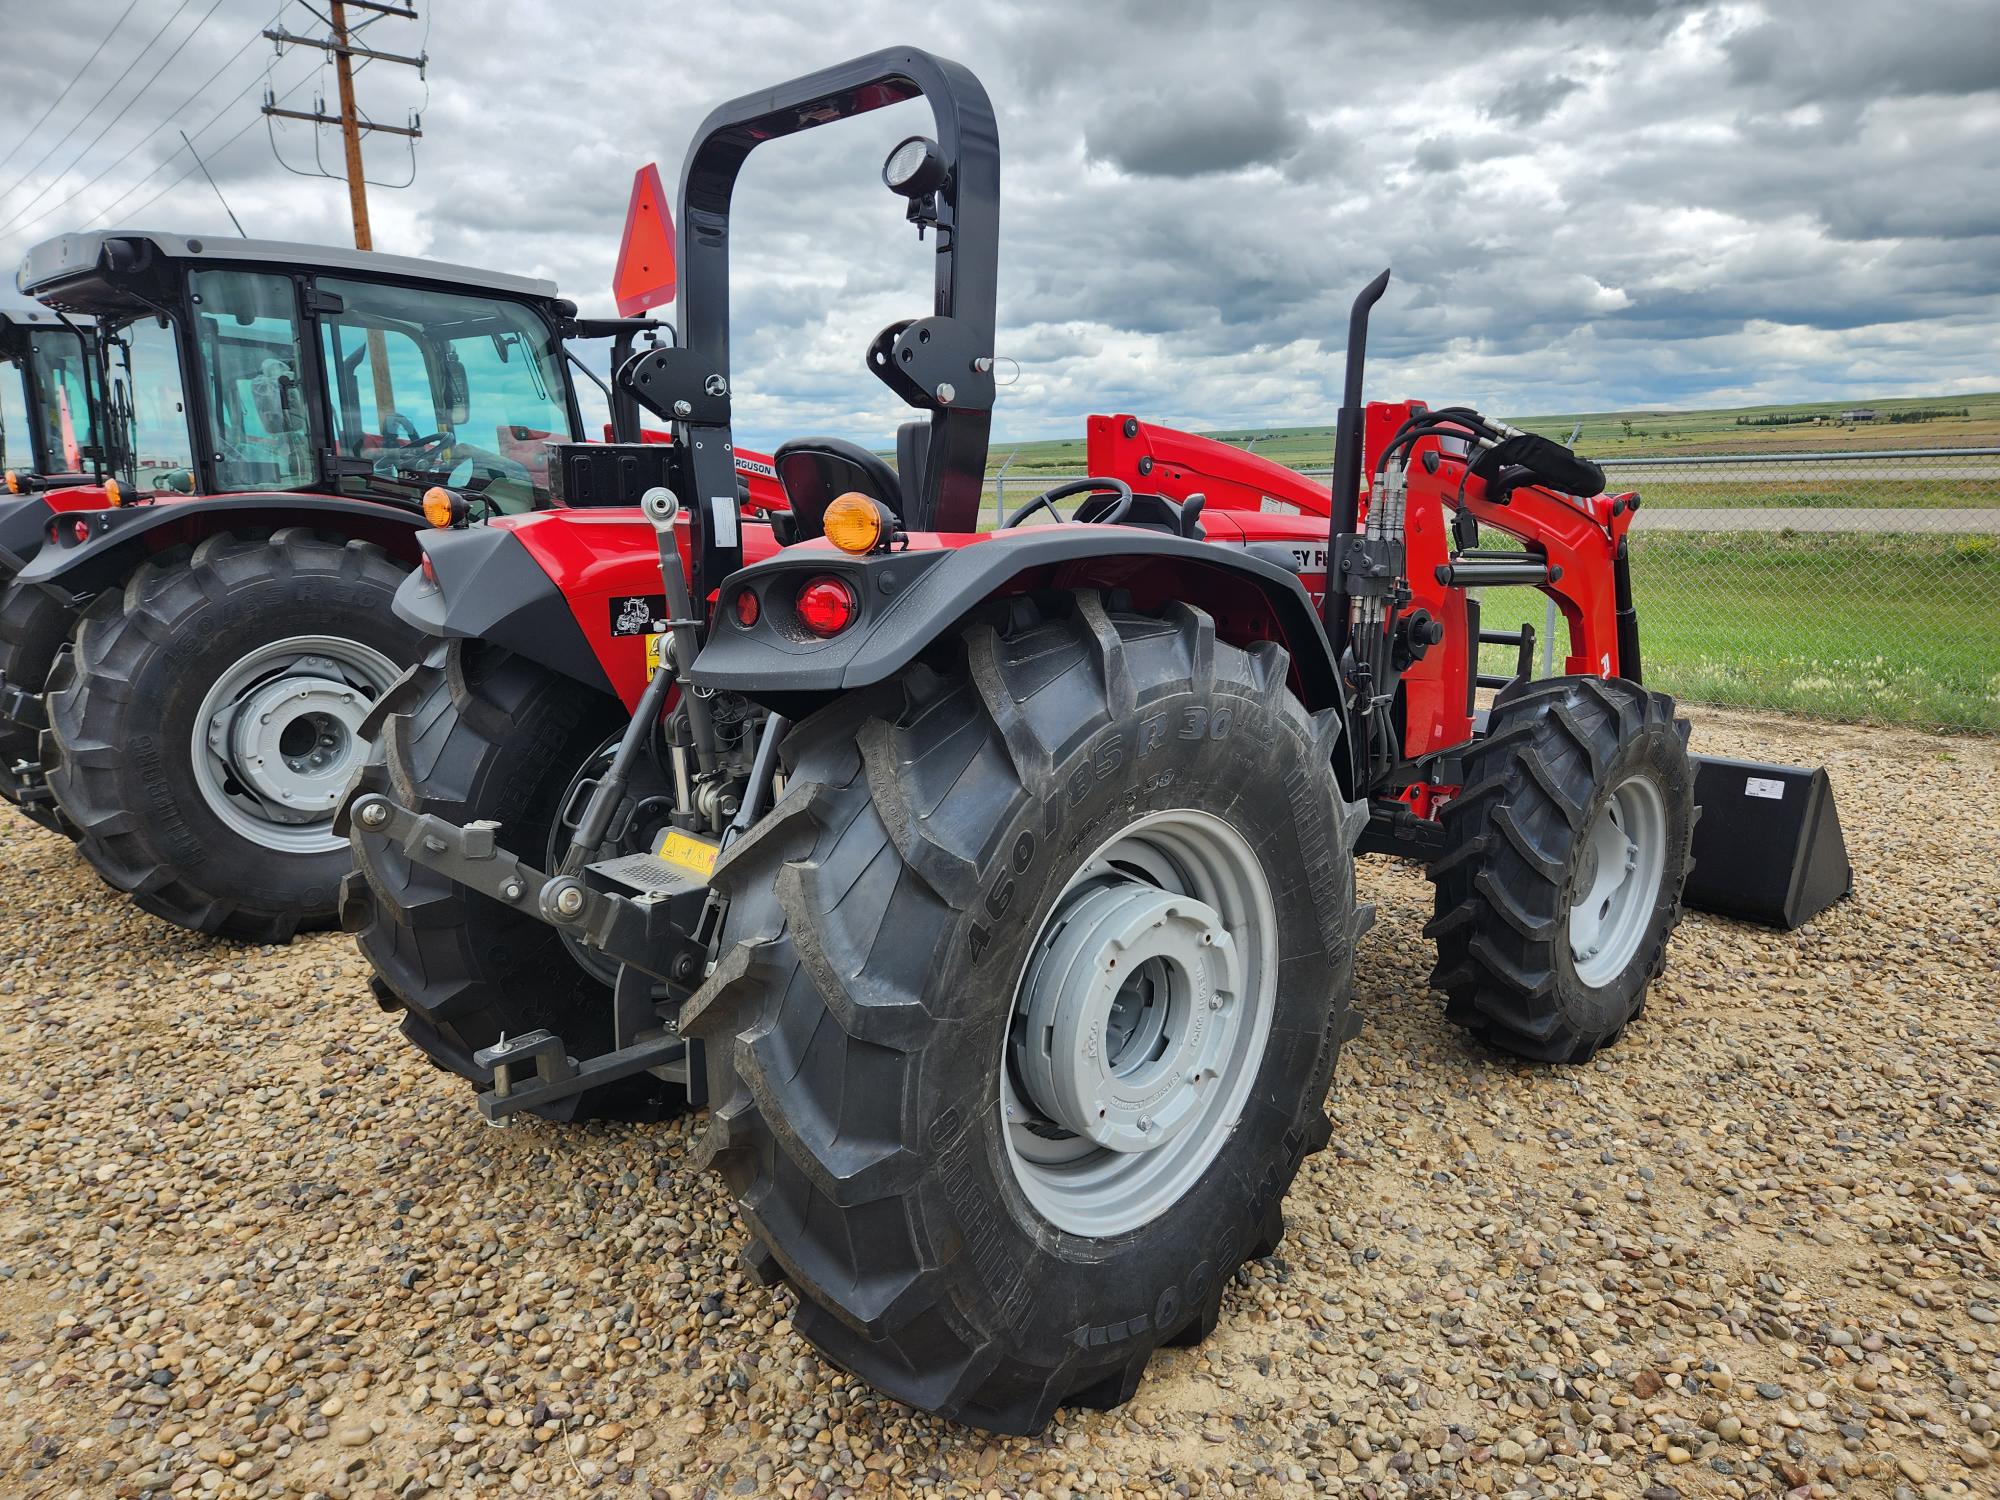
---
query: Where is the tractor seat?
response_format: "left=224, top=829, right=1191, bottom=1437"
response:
left=773, top=437, right=904, bottom=541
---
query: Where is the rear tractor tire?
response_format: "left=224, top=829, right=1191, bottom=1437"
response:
left=340, top=640, right=690, bottom=1124
left=45, top=529, right=416, bottom=942
left=682, top=591, right=1367, bottom=1433
left=1424, top=674, right=1694, bottom=1063
left=0, top=577, right=85, bottom=835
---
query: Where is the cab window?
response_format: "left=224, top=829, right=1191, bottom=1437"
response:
left=314, top=277, right=573, bottom=512
left=106, top=316, right=195, bottom=490
left=188, top=270, right=315, bottom=493
left=0, top=358, right=30, bottom=474
left=27, top=328, right=95, bottom=473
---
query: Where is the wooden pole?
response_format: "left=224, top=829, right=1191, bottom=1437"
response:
left=330, top=0, right=397, bottom=424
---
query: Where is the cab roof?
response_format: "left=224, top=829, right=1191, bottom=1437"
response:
left=17, top=230, right=564, bottom=317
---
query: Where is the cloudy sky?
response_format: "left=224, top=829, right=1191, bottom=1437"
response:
left=1, top=0, right=1995, bottom=450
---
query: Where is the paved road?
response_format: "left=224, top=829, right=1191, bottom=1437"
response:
left=1634, top=506, right=1999, bottom=534
left=1604, top=462, right=2000, bottom=483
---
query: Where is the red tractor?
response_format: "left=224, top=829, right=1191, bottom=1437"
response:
left=0, top=307, right=118, bottom=819
left=343, top=48, right=1698, bottom=1431
left=1, top=231, right=783, bottom=923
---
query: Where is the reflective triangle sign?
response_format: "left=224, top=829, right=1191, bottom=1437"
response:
left=612, top=163, right=677, bottom=317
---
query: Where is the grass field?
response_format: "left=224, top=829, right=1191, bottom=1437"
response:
left=987, top=390, right=2000, bottom=473
left=970, top=396, right=2000, bottom=732
left=1473, top=534, right=2000, bottom=733
left=976, top=474, right=2000, bottom=519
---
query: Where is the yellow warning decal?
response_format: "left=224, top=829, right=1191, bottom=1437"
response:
left=655, top=828, right=720, bottom=880
left=644, top=632, right=667, bottom=674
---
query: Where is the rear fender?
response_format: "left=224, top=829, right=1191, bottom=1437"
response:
left=690, top=526, right=1344, bottom=720
left=12, top=492, right=425, bottom=604
left=408, top=508, right=784, bottom=710
left=0, top=496, right=56, bottom=574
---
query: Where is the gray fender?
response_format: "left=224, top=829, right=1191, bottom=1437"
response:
left=0, top=496, right=54, bottom=575
left=11, top=492, right=426, bottom=604
left=393, top=523, right=614, bottom=697
left=688, top=528, right=1343, bottom=713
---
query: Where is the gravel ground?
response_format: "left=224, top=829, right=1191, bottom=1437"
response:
left=1, top=705, right=1995, bottom=1500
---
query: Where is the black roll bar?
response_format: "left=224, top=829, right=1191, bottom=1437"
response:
left=670, top=46, right=1001, bottom=540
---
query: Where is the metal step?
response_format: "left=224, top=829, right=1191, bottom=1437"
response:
left=588, top=849, right=707, bottom=899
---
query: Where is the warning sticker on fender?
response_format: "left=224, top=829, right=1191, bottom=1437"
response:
left=1744, top=776, right=1786, bottom=800
left=655, top=829, right=720, bottom=881
left=610, top=594, right=667, bottom=636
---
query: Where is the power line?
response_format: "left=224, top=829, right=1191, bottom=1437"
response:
left=0, top=0, right=144, bottom=178
left=261, top=1, right=423, bottom=254
left=0, top=0, right=232, bottom=232
left=86, top=58, right=351, bottom=232
left=0, top=0, right=200, bottom=207
left=0, top=8, right=288, bottom=243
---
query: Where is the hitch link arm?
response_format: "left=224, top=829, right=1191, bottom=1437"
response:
left=349, top=793, right=675, bottom=982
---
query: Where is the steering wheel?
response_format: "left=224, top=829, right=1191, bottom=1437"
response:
left=372, top=431, right=452, bottom=477
left=380, top=410, right=422, bottom=447
left=1000, top=476, right=1135, bottom=529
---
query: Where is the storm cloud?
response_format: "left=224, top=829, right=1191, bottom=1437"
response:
left=0, top=0, right=1993, bottom=449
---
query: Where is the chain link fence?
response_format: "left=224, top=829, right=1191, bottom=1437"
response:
left=988, top=448, right=2000, bottom=735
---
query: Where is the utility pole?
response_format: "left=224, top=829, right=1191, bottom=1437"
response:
left=330, top=1, right=376, bottom=250
left=262, top=1, right=425, bottom=419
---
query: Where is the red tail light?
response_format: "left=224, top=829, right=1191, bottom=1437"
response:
left=420, top=555, right=438, bottom=586
left=72, top=520, right=90, bottom=544
left=795, top=576, right=857, bottom=637
left=733, top=588, right=760, bottom=627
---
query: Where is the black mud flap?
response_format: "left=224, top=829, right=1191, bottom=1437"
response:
left=1685, top=754, right=1851, bottom=929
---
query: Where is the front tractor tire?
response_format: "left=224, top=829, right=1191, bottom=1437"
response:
left=45, top=529, right=415, bottom=942
left=1424, top=674, right=1694, bottom=1063
left=682, top=592, right=1365, bottom=1433
left=340, top=641, right=688, bottom=1124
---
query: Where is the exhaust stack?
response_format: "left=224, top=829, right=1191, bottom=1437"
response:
left=1325, top=268, right=1391, bottom=647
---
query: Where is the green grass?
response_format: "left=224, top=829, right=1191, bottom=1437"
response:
left=1472, top=534, right=2000, bottom=733
left=987, top=390, right=2000, bottom=472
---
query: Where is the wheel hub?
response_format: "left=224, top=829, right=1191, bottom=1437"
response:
left=211, top=665, right=368, bottom=824
left=999, top=808, right=1278, bottom=1238
left=1013, top=881, right=1238, bottom=1155
left=189, top=634, right=400, bottom=855
left=1567, top=773, right=1669, bottom=984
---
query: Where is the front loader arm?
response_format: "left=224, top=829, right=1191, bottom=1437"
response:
left=1086, top=416, right=1332, bottom=518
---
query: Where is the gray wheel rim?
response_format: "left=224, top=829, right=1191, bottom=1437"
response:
left=190, top=633, right=400, bottom=855
left=1568, top=771, right=1668, bottom=986
left=1000, top=808, right=1278, bottom=1238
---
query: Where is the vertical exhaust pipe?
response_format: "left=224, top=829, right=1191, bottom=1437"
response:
left=1324, top=268, right=1392, bottom=653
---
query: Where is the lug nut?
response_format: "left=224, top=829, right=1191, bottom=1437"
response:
left=500, top=880, right=525, bottom=902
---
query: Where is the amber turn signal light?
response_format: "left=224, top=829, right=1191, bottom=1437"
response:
left=104, top=477, right=125, bottom=507
left=4, top=470, right=19, bottom=495
left=823, top=491, right=892, bottom=555
left=422, top=486, right=468, bottom=529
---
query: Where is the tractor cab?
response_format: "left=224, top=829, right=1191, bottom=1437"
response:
left=0, top=308, right=101, bottom=498
left=17, top=231, right=600, bottom=517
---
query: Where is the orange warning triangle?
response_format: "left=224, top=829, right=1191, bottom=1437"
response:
left=613, top=164, right=677, bottom=317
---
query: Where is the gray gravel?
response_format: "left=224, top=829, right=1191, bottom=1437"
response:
left=1, top=704, right=1995, bottom=1500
